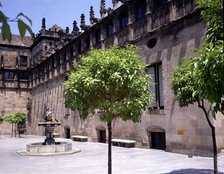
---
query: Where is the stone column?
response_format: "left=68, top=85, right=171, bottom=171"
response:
left=113, top=13, right=119, bottom=46
left=128, top=4, right=134, bottom=41
left=100, top=25, right=105, bottom=50
left=146, top=0, right=153, bottom=32
left=171, top=0, right=177, bottom=21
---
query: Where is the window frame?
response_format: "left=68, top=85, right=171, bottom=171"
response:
left=148, top=63, right=164, bottom=109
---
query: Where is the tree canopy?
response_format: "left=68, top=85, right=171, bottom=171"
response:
left=64, top=45, right=152, bottom=123
left=64, top=45, right=152, bottom=174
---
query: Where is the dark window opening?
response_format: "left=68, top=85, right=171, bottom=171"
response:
left=63, top=52, right=66, bottom=62
left=86, top=36, right=90, bottom=50
left=19, top=55, right=28, bottom=66
left=153, top=0, right=168, bottom=11
left=4, top=71, right=15, bottom=80
left=70, top=47, right=73, bottom=59
left=78, top=41, right=82, bottom=53
left=57, top=56, right=60, bottom=66
left=148, top=63, right=164, bottom=109
left=135, top=1, right=146, bottom=20
left=106, top=20, right=114, bottom=37
left=95, top=29, right=101, bottom=44
left=119, top=12, right=128, bottom=29
left=19, top=72, right=29, bottom=80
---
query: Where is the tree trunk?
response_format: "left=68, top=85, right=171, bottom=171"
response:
left=211, top=125, right=218, bottom=174
left=11, top=123, right=13, bottom=137
left=107, top=121, right=112, bottom=174
left=198, top=101, right=218, bottom=173
left=14, top=123, right=17, bottom=137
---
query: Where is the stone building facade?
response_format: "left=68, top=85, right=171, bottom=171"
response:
left=0, top=0, right=223, bottom=156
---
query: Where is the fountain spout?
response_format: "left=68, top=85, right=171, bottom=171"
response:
left=38, top=110, right=61, bottom=145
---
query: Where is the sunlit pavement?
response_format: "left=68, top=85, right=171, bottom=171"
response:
left=0, top=135, right=223, bottom=174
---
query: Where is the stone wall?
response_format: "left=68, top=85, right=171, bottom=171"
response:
left=0, top=88, right=30, bottom=135
left=26, top=15, right=224, bottom=156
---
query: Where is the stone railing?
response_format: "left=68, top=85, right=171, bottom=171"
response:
left=151, top=1, right=172, bottom=29
left=117, top=27, right=129, bottom=46
left=104, top=35, right=114, bottom=48
left=175, top=0, right=196, bottom=18
left=133, top=17, right=147, bottom=39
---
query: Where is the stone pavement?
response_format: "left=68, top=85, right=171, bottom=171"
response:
left=0, top=135, right=223, bottom=174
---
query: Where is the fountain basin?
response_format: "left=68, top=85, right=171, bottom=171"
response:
left=27, top=142, right=72, bottom=153
left=17, top=141, right=81, bottom=156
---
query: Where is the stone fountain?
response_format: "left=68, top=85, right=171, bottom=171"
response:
left=18, top=110, right=80, bottom=156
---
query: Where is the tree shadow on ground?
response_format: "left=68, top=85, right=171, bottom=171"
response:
left=167, top=168, right=224, bottom=174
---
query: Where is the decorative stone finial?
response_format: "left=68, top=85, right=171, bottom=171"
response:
left=100, top=0, right=106, bottom=17
left=90, top=6, right=98, bottom=25
left=80, top=14, right=90, bottom=31
left=72, top=20, right=80, bottom=36
left=112, top=0, right=117, bottom=8
left=42, top=17, right=46, bottom=30
left=66, top=26, right=69, bottom=34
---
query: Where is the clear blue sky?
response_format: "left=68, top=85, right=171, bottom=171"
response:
left=1, top=0, right=112, bottom=35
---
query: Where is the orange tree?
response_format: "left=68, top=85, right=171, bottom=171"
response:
left=172, top=0, right=223, bottom=173
left=64, top=45, right=152, bottom=174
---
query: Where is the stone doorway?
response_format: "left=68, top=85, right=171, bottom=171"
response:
left=147, top=126, right=166, bottom=150
left=64, top=126, right=70, bottom=139
left=96, top=126, right=106, bottom=143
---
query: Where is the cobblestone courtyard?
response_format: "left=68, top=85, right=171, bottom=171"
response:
left=0, top=135, right=223, bottom=174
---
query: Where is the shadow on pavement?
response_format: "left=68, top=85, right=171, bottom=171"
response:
left=167, top=168, right=224, bottom=174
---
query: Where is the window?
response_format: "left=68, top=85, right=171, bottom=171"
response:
left=119, top=12, right=128, bottom=29
left=4, top=71, right=15, bottom=80
left=85, top=36, right=90, bottom=50
left=19, top=55, right=28, bottom=66
left=148, top=63, right=164, bottom=109
left=70, top=47, right=73, bottom=59
left=135, top=1, right=146, bottom=20
left=19, top=72, right=29, bottom=80
left=95, top=29, right=101, bottom=44
left=78, top=41, right=82, bottom=53
left=106, top=20, right=114, bottom=37
left=153, top=0, right=168, bottom=11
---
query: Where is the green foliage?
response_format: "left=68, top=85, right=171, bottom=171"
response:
left=171, top=58, right=201, bottom=107
left=195, top=0, right=223, bottom=43
left=3, top=114, right=16, bottom=123
left=172, top=0, right=224, bottom=114
left=0, top=116, right=4, bottom=122
left=195, top=41, right=224, bottom=113
left=0, top=2, right=33, bottom=43
left=14, top=112, right=26, bottom=124
left=3, top=112, right=26, bottom=124
left=64, top=45, right=153, bottom=123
